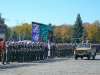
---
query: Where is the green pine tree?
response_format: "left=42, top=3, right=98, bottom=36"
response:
left=72, top=14, right=84, bottom=43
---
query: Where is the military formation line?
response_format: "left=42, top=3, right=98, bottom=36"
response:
left=2, top=41, right=74, bottom=63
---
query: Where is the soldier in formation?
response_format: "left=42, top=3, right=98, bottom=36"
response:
left=4, top=41, right=49, bottom=63
left=55, top=43, right=74, bottom=57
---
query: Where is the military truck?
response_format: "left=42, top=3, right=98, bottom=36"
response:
left=74, top=43, right=96, bottom=60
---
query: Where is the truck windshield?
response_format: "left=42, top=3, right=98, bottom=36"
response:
left=77, top=44, right=90, bottom=48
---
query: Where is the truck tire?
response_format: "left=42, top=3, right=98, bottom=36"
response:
left=81, top=56, right=83, bottom=59
left=87, top=55, right=90, bottom=60
left=75, top=55, right=78, bottom=60
left=92, top=55, right=95, bottom=60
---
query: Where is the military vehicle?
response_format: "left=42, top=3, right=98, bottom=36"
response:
left=74, top=43, right=96, bottom=60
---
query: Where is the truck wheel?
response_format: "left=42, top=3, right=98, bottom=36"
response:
left=87, top=55, right=90, bottom=60
left=92, top=55, right=95, bottom=60
left=75, top=55, right=78, bottom=60
left=81, top=56, right=83, bottom=59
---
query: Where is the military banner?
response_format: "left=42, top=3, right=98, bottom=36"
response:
left=32, top=22, right=53, bottom=43
left=32, top=23, right=40, bottom=42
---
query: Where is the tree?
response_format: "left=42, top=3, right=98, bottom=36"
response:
left=5, top=27, right=12, bottom=41
left=72, top=14, right=84, bottom=43
left=96, top=26, right=100, bottom=43
left=53, top=25, right=72, bottom=43
left=93, top=21, right=100, bottom=43
left=0, top=13, right=8, bottom=41
left=12, top=23, right=32, bottom=40
left=85, top=24, right=97, bottom=43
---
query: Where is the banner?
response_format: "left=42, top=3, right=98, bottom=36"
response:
left=32, top=23, right=40, bottom=42
left=32, top=22, right=52, bottom=43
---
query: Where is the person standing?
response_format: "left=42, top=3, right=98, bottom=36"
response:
left=1, top=40, right=6, bottom=65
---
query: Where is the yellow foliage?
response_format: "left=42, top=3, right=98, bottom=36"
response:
left=54, top=25, right=72, bottom=41
left=85, top=24, right=98, bottom=41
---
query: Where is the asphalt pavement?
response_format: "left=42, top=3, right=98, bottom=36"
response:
left=0, top=55, right=100, bottom=75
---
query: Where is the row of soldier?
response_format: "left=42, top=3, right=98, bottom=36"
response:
left=3, top=41, right=49, bottom=64
left=55, top=43, right=74, bottom=57
left=2, top=42, right=74, bottom=64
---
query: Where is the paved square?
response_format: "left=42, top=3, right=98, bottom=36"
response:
left=0, top=55, right=100, bottom=75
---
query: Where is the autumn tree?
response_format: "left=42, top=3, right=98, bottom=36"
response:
left=84, top=21, right=100, bottom=43
left=53, top=25, right=72, bottom=43
left=93, top=21, right=100, bottom=43
left=12, top=23, right=32, bottom=40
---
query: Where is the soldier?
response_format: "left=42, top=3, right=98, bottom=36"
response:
left=33, top=43, right=36, bottom=61
left=18, top=42, right=21, bottom=62
left=26, top=42, right=29, bottom=62
left=22, top=42, right=25, bottom=62
left=16, top=42, right=21, bottom=62
left=44, top=43, right=48, bottom=59
left=30, top=43, right=33, bottom=61
left=36, top=43, right=39, bottom=60
left=27, top=42, right=31, bottom=61
left=14, top=43, right=17, bottom=62
left=6, top=41, right=11, bottom=64
left=1, top=40, right=6, bottom=65
left=39, top=43, right=43, bottom=60
left=15, top=42, right=18, bottom=62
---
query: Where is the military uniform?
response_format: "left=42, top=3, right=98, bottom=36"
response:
left=2, top=41, right=7, bottom=64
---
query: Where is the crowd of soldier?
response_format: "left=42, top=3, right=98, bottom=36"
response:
left=3, top=42, right=49, bottom=63
left=55, top=43, right=74, bottom=57
left=1, top=42, right=74, bottom=64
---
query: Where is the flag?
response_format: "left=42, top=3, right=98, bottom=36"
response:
left=32, top=23, right=40, bottom=42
